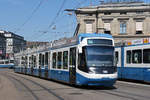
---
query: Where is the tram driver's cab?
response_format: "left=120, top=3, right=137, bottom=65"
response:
left=78, top=37, right=117, bottom=74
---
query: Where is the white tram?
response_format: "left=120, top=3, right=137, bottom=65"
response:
left=14, top=33, right=117, bottom=86
left=0, top=59, right=14, bottom=68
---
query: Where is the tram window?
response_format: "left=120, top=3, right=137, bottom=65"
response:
left=33, top=56, right=36, bottom=68
left=78, top=48, right=88, bottom=72
left=10, top=60, right=14, bottom=63
left=127, top=50, right=131, bottom=64
left=45, top=52, right=48, bottom=66
left=57, top=52, right=62, bottom=69
left=5, top=60, right=9, bottom=64
left=29, top=57, right=32, bottom=68
left=31, top=55, right=34, bottom=68
left=143, top=49, right=150, bottom=63
left=0, top=61, right=4, bottom=64
left=132, top=50, right=142, bottom=64
left=52, top=53, right=56, bottom=68
left=39, top=54, right=42, bottom=67
left=70, top=48, right=76, bottom=66
left=21, top=57, right=25, bottom=66
left=42, top=54, right=45, bottom=66
left=63, top=51, right=68, bottom=69
left=25, top=56, right=27, bottom=67
left=115, top=51, right=119, bottom=65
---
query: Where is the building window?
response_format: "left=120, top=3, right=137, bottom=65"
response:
left=120, top=21, right=126, bottom=34
left=104, top=22, right=111, bottom=34
left=132, top=50, right=142, bottom=64
left=136, top=21, right=143, bottom=34
left=86, top=21, right=93, bottom=33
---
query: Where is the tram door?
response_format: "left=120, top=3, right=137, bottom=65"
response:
left=69, top=47, right=76, bottom=85
left=45, top=52, right=49, bottom=78
left=39, top=54, right=42, bottom=77
left=31, top=55, right=34, bottom=75
left=25, top=56, right=27, bottom=74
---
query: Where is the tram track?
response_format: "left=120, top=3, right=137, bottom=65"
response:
left=1, top=73, right=39, bottom=100
left=101, top=89, right=150, bottom=100
left=116, top=81, right=150, bottom=91
left=9, top=72, right=65, bottom=100
left=0, top=76, right=3, bottom=90
left=11, top=72, right=150, bottom=100
left=93, top=85, right=150, bottom=100
left=100, top=90, right=137, bottom=100
left=5, top=70, right=150, bottom=100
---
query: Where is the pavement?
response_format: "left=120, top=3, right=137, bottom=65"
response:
left=0, top=68, right=150, bottom=100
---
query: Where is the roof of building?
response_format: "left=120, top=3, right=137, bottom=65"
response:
left=75, top=2, right=150, bottom=13
left=0, top=30, right=24, bottom=40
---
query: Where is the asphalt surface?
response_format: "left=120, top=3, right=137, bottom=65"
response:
left=0, top=69, right=150, bottom=100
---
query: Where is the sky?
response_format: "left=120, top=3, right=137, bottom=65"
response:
left=0, top=0, right=149, bottom=42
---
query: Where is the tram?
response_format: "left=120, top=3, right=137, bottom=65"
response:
left=115, top=39, right=150, bottom=83
left=0, top=59, right=14, bottom=68
left=14, top=33, right=117, bottom=86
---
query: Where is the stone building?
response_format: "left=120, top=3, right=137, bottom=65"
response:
left=0, top=30, right=26, bottom=59
left=0, top=31, right=6, bottom=59
left=74, top=1, right=150, bottom=43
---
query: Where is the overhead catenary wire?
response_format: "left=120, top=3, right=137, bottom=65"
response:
left=14, top=0, right=47, bottom=33
left=48, top=0, right=67, bottom=29
left=30, top=0, right=67, bottom=41
left=29, top=0, right=98, bottom=41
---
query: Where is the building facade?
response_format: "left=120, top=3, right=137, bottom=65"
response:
left=0, top=31, right=6, bottom=60
left=74, top=2, right=150, bottom=43
left=0, top=30, right=26, bottom=60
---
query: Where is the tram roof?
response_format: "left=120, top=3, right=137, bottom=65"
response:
left=78, top=33, right=113, bottom=39
left=14, top=33, right=113, bottom=56
left=52, top=33, right=113, bottom=49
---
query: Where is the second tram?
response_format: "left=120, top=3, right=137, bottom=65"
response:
left=115, top=39, right=150, bottom=83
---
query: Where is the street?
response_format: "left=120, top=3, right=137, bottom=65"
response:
left=0, top=69, right=150, bottom=100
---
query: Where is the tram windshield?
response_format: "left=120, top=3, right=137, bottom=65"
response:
left=84, top=46, right=114, bottom=67
left=78, top=46, right=115, bottom=74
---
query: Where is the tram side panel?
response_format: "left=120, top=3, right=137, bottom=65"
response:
left=118, top=44, right=150, bottom=82
left=50, top=48, right=70, bottom=83
left=115, top=47, right=122, bottom=79
left=123, top=46, right=143, bottom=81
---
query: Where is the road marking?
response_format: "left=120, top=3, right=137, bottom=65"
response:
left=117, top=81, right=150, bottom=87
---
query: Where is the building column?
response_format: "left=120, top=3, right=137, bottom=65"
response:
left=143, top=17, right=150, bottom=35
left=111, top=18, right=119, bottom=35
left=128, top=18, right=135, bottom=35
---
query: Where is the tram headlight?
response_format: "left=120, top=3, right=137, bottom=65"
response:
left=88, top=67, right=96, bottom=74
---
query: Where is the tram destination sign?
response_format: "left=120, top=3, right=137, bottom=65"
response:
left=87, top=39, right=112, bottom=45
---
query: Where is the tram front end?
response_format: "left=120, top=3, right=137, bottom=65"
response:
left=76, top=34, right=117, bottom=86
